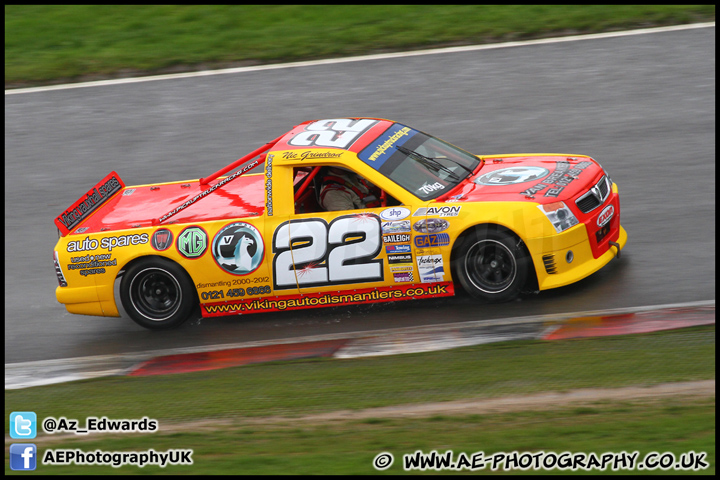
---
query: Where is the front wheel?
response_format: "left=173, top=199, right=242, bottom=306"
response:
left=120, top=258, right=197, bottom=329
left=453, top=228, right=529, bottom=302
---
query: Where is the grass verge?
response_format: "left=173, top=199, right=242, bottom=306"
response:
left=5, top=326, right=715, bottom=473
left=5, top=326, right=715, bottom=422
left=5, top=5, right=715, bottom=87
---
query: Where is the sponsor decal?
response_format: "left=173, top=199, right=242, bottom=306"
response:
left=383, top=233, right=411, bottom=244
left=597, top=204, right=615, bottom=227
left=122, top=189, right=135, bottom=196
left=358, top=123, right=416, bottom=168
left=520, top=159, right=594, bottom=197
left=418, top=182, right=445, bottom=195
left=414, top=233, right=451, bottom=248
left=55, top=172, right=124, bottom=235
left=389, top=265, right=414, bottom=272
left=417, top=254, right=445, bottom=283
left=100, top=234, right=149, bottom=252
left=385, top=244, right=412, bottom=254
left=281, top=150, right=343, bottom=161
left=289, top=118, right=378, bottom=149
left=151, top=229, right=173, bottom=251
left=393, top=272, right=414, bottom=283
left=265, top=154, right=273, bottom=216
left=176, top=226, right=208, bottom=259
left=213, top=222, right=264, bottom=275
left=75, top=227, right=89, bottom=233
left=66, top=253, right=117, bottom=276
left=66, top=236, right=98, bottom=253
left=380, top=206, right=411, bottom=221
left=202, top=282, right=454, bottom=316
left=413, top=218, right=449, bottom=233
left=66, top=234, right=149, bottom=253
left=475, top=166, right=550, bottom=186
left=413, top=206, right=461, bottom=217
left=382, top=220, right=411, bottom=234
left=388, top=253, right=413, bottom=265
left=199, top=285, right=272, bottom=301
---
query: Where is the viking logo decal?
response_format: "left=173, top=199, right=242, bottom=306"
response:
left=212, top=222, right=264, bottom=275
left=475, top=166, right=550, bottom=186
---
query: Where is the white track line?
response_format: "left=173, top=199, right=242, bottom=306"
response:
left=5, top=22, right=714, bottom=96
left=5, top=299, right=714, bottom=390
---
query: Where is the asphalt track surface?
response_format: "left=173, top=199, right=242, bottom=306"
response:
left=5, top=25, right=715, bottom=364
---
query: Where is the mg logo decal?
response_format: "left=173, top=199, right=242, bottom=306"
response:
left=176, top=226, right=208, bottom=259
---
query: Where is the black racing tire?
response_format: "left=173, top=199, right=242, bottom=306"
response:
left=452, top=227, right=530, bottom=303
left=120, top=257, right=197, bottom=330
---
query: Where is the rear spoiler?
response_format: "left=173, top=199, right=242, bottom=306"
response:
left=54, top=171, right=125, bottom=236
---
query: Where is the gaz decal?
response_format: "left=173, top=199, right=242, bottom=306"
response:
left=273, top=214, right=383, bottom=289
left=288, top=119, right=378, bottom=149
left=414, top=233, right=450, bottom=248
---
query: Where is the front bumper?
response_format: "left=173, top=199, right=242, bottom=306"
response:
left=527, top=224, right=627, bottom=291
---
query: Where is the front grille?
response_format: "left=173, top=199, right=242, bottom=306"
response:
left=542, top=254, right=557, bottom=274
left=575, top=175, right=611, bottom=213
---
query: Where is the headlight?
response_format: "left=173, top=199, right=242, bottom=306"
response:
left=538, top=202, right=579, bottom=233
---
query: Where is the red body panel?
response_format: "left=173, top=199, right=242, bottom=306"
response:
left=71, top=175, right=266, bottom=235
left=274, top=119, right=395, bottom=152
left=437, top=155, right=618, bottom=259
left=438, top=156, right=604, bottom=206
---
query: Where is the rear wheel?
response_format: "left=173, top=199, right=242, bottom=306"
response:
left=120, top=258, right=197, bottom=329
left=453, top=227, right=529, bottom=302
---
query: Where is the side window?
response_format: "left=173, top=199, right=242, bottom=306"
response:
left=293, top=166, right=401, bottom=214
left=293, top=167, right=323, bottom=214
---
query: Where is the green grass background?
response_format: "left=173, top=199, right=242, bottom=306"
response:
left=4, top=5, right=715, bottom=87
left=5, top=326, right=716, bottom=474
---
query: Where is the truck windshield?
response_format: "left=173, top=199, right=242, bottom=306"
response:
left=379, top=130, right=481, bottom=200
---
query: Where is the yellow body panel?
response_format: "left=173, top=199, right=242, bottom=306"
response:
left=54, top=129, right=626, bottom=320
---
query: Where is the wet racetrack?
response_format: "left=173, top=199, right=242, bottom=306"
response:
left=5, top=25, right=715, bottom=364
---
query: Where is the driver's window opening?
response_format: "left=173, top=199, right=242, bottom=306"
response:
left=293, top=166, right=400, bottom=214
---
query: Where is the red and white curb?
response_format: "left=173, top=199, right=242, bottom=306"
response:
left=5, top=300, right=714, bottom=389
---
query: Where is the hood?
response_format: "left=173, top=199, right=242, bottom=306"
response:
left=444, top=155, right=604, bottom=205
